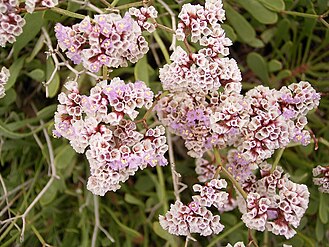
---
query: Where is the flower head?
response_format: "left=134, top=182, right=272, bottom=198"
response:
left=0, top=0, right=26, bottom=47
left=55, top=12, right=149, bottom=72
left=54, top=78, right=168, bottom=195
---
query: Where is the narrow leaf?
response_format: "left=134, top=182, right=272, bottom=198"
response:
left=13, top=12, right=44, bottom=58
left=319, top=193, right=328, bottom=224
left=46, top=59, right=61, bottom=98
left=5, top=56, right=26, bottom=90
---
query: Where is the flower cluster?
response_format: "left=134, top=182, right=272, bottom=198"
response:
left=25, top=0, right=58, bottom=13
left=55, top=12, right=149, bottom=72
left=0, top=0, right=26, bottom=47
left=157, top=0, right=320, bottom=165
left=129, top=6, right=158, bottom=33
left=159, top=46, right=241, bottom=95
left=240, top=164, right=310, bottom=239
left=159, top=0, right=240, bottom=95
left=156, top=91, right=221, bottom=158
left=313, top=165, right=329, bottom=193
left=159, top=200, right=222, bottom=236
left=227, top=82, right=320, bottom=165
left=0, top=66, right=10, bottom=99
left=159, top=178, right=228, bottom=236
left=176, top=0, right=228, bottom=52
left=226, top=149, right=256, bottom=184
left=53, top=79, right=168, bottom=195
left=192, top=178, right=229, bottom=210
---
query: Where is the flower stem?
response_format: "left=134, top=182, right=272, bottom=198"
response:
left=100, top=0, right=112, bottom=8
left=280, top=10, right=319, bottom=18
left=115, top=1, right=144, bottom=10
left=271, top=148, right=284, bottom=173
left=51, top=7, right=86, bottom=19
left=156, top=23, right=176, bottom=34
left=263, top=230, right=269, bottom=247
left=102, top=66, right=108, bottom=80
left=153, top=31, right=171, bottom=64
left=213, top=148, right=248, bottom=199
left=110, top=0, right=120, bottom=7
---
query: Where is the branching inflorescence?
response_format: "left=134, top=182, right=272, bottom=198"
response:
left=53, top=79, right=168, bottom=196
left=156, top=0, right=320, bottom=242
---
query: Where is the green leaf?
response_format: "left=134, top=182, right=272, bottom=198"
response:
left=134, top=55, right=149, bottom=85
left=268, top=59, right=283, bottom=72
left=37, top=104, right=57, bottom=120
left=0, top=88, right=16, bottom=106
left=26, top=34, right=45, bottom=63
left=0, top=119, right=44, bottom=139
left=5, top=56, right=26, bottom=90
left=46, top=59, right=61, bottom=98
left=261, top=28, right=277, bottom=44
left=135, top=175, right=155, bottom=192
left=225, top=3, right=256, bottom=43
left=40, top=180, right=60, bottom=206
left=275, top=69, right=292, bottom=82
left=249, top=38, right=265, bottom=48
left=124, top=194, right=145, bottom=207
left=104, top=206, right=143, bottom=239
left=54, top=145, right=76, bottom=170
left=13, top=12, right=44, bottom=58
left=236, top=0, right=278, bottom=24
left=315, top=216, right=324, bottom=242
left=222, top=24, right=237, bottom=42
left=27, top=69, right=45, bottom=82
left=246, top=52, right=269, bottom=83
left=258, top=0, right=285, bottom=11
left=152, top=222, right=179, bottom=246
left=319, top=193, right=328, bottom=224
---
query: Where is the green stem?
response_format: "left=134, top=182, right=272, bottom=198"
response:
left=206, top=221, right=244, bottom=247
left=143, top=91, right=169, bottom=121
left=51, top=7, right=86, bottom=19
left=156, top=23, right=175, bottom=34
left=319, top=137, right=329, bottom=148
left=102, top=66, right=108, bottom=81
left=319, top=18, right=329, bottom=29
left=280, top=10, right=319, bottom=19
left=156, top=166, right=168, bottom=213
left=221, top=166, right=248, bottom=199
left=110, top=0, right=120, bottom=7
left=153, top=31, right=171, bottom=64
left=213, top=148, right=223, bottom=179
left=116, top=1, right=144, bottom=10
left=213, top=149, right=248, bottom=199
left=100, top=0, right=112, bottom=7
left=271, top=148, right=285, bottom=173
left=248, top=229, right=259, bottom=247
left=263, top=230, right=269, bottom=247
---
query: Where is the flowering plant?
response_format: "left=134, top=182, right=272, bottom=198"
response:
left=0, top=0, right=328, bottom=246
